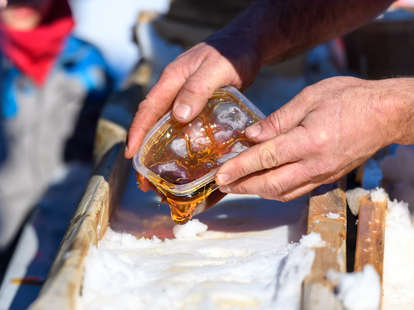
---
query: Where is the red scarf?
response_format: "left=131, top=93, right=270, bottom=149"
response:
left=1, top=1, right=74, bottom=86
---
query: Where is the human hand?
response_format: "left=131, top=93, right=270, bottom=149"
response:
left=124, top=35, right=261, bottom=159
left=215, top=76, right=405, bottom=201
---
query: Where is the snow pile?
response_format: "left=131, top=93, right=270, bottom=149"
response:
left=370, top=187, right=389, bottom=203
left=172, top=219, right=208, bottom=239
left=345, top=185, right=414, bottom=309
left=380, top=147, right=414, bottom=309
left=328, top=265, right=380, bottom=310
left=383, top=198, right=414, bottom=309
left=346, top=188, right=370, bottom=215
left=78, top=220, right=322, bottom=310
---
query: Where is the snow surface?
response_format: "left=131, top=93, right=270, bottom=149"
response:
left=327, top=265, right=380, bottom=310
left=78, top=227, right=322, bottom=310
left=77, top=189, right=320, bottom=310
left=344, top=184, right=414, bottom=310
left=370, top=187, right=389, bottom=203
left=383, top=198, right=414, bottom=309
left=173, top=219, right=208, bottom=239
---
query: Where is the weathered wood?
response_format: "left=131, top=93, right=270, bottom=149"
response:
left=29, top=141, right=130, bottom=310
left=302, top=188, right=347, bottom=310
left=29, top=78, right=143, bottom=309
left=354, top=195, right=386, bottom=280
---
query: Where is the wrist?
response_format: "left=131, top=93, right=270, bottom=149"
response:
left=204, top=29, right=262, bottom=90
left=376, top=78, right=414, bottom=145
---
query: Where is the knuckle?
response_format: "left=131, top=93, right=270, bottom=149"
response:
left=235, top=161, right=252, bottom=179
left=298, top=85, right=314, bottom=101
left=181, top=77, right=212, bottom=100
left=162, top=62, right=180, bottom=78
left=181, top=83, right=200, bottom=97
left=233, top=183, right=248, bottom=194
left=258, top=145, right=278, bottom=169
left=310, top=129, right=330, bottom=150
left=264, top=178, right=285, bottom=197
left=268, top=110, right=283, bottom=135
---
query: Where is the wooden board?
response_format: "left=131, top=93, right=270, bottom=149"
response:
left=354, top=195, right=386, bottom=280
left=302, top=187, right=347, bottom=310
left=29, top=80, right=143, bottom=310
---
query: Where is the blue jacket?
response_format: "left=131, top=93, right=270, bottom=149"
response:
left=0, top=35, right=113, bottom=248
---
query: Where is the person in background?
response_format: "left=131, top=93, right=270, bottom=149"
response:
left=0, top=0, right=113, bottom=253
left=126, top=0, right=414, bottom=201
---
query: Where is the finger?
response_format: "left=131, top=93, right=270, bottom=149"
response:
left=245, top=87, right=314, bottom=142
left=277, top=162, right=359, bottom=201
left=219, top=161, right=312, bottom=200
left=125, top=63, right=187, bottom=158
left=172, top=58, right=237, bottom=123
left=216, top=126, right=308, bottom=186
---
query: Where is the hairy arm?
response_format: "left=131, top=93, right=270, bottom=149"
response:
left=125, top=0, right=395, bottom=158
left=217, top=0, right=394, bottom=67
left=215, top=76, right=414, bottom=200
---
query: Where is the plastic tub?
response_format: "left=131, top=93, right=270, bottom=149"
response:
left=133, top=86, right=265, bottom=223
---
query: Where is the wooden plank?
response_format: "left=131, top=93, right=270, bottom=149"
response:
left=29, top=79, right=143, bottom=310
left=354, top=195, right=386, bottom=280
left=302, top=187, right=347, bottom=310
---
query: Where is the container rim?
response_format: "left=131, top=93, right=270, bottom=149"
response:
left=132, top=86, right=265, bottom=196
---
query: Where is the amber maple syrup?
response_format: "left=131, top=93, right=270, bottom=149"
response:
left=136, top=90, right=262, bottom=224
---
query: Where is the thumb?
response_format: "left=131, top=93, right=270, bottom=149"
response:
left=172, top=59, right=241, bottom=123
left=245, top=88, right=313, bottom=142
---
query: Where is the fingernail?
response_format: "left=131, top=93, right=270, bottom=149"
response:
left=216, top=173, right=230, bottom=185
left=174, top=103, right=191, bottom=121
left=219, top=186, right=231, bottom=193
left=246, top=123, right=261, bottom=139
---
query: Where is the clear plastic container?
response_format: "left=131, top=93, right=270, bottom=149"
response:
left=133, top=86, right=265, bottom=223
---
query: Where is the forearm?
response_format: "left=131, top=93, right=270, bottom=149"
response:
left=210, top=0, right=394, bottom=66
left=380, top=78, right=414, bottom=145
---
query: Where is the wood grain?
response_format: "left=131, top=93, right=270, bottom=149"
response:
left=302, top=188, right=347, bottom=310
left=354, top=195, right=386, bottom=280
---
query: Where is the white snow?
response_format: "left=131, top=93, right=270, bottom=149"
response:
left=346, top=188, right=370, bottom=216
left=380, top=147, right=414, bottom=309
left=172, top=219, right=208, bottom=239
left=370, top=188, right=389, bottom=203
left=299, top=232, right=325, bottom=248
left=382, top=198, right=414, bottom=310
left=78, top=213, right=318, bottom=310
left=327, top=265, right=380, bottom=310
left=344, top=185, right=414, bottom=310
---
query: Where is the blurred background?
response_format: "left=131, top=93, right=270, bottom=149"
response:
left=0, top=0, right=414, bottom=308
left=71, top=0, right=170, bottom=86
